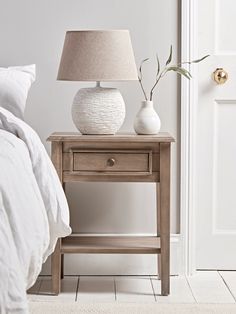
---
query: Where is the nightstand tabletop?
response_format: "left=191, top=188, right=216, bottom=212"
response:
left=47, top=132, right=175, bottom=143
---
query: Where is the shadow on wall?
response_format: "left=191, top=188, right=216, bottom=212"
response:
left=66, top=182, right=156, bottom=234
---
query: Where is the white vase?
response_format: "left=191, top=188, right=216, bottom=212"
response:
left=134, top=101, right=161, bottom=135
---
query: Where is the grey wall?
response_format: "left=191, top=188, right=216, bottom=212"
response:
left=0, top=0, right=180, bottom=274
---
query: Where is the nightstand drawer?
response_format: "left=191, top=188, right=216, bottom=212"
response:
left=69, top=150, right=152, bottom=174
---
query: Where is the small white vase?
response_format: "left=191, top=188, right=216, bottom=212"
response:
left=134, top=101, right=161, bottom=135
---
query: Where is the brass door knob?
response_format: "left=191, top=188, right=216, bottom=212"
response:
left=213, top=68, right=228, bottom=84
left=107, top=158, right=116, bottom=167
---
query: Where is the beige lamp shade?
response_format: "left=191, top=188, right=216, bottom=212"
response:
left=57, top=30, right=138, bottom=81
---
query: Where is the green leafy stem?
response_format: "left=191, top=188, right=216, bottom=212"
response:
left=138, top=45, right=209, bottom=101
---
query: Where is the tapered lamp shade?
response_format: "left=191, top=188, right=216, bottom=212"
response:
left=57, top=30, right=138, bottom=81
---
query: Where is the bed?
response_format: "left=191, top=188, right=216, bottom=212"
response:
left=0, top=107, right=71, bottom=313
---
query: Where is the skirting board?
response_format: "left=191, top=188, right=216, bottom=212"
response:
left=41, top=234, right=181, bottom=276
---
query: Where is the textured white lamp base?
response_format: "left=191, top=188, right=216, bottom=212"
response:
left=72, top=86, right=125, bottom=134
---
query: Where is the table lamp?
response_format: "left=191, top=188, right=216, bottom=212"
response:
left=57, top=30, right=138, bottom=134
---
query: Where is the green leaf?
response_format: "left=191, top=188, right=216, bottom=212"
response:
left=156, top=53, right=160, bottom=78
left=166, top=45, right=173, bottom=65
left=139, top=58, right=149, bottom=72
left=182, top=54, right=210, bottom=64
left=166, top=66, right=192, bottom=79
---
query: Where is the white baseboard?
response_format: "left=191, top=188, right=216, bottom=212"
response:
left=41, top=234, right=181, bottom=276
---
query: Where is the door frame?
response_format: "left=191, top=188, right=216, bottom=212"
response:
left=180, top=0, right=198, bottom=275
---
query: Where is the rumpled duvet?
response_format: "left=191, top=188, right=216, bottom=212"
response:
left=0, top=107, right=71, bottom=313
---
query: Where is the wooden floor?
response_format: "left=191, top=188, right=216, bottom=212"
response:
left=28, top=271, right=236, bottom=303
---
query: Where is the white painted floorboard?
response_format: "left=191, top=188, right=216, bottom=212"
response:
left=151, top=276, right=196, bottom=303
left=219, top=271, right=236, bottom=301
left=115, top=276, right=155, bottom=302
left=27, top=271, right=236, bottom=303
left=187, top=271, right=235, bottom=303
left=77, top=276, right=115, bottom=302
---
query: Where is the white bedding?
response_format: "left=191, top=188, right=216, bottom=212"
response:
left=0, top=108, right=71, bottom=313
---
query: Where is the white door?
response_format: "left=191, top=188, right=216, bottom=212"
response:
left=196, top=0, right=236, bottom=269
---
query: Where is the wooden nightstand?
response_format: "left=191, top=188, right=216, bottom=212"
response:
left=47, top=132, right=174, bottom=296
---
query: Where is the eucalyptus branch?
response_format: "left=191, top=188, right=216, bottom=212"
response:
left=177, top=54, right=210, bottom=66
left=138, top=77, right=148, bottom=101
left=138, top=58, right=149, bottom=101
left=156, top=53, right=160, bottom=79
left=150, top=45, right=173, bottom=100
left=150, top=68, right=166, bottom=101
left=137, top=46, right=209, bottom=101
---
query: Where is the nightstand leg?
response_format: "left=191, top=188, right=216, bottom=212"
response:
left=160, top=143, right=171, bottom=296
left=156, top=183, right=161, bottom=280
left=61, top=182, right=65, bottom=279
left=61, top=254, right=64, bottom=279
left=51, top=239, right=61, bottom=295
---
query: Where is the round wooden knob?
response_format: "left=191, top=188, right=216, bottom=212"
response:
left=107, top=158, right=116, bottom=167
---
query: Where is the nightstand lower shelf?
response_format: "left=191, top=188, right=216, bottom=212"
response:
left=61, top=236, right=161, bottom=254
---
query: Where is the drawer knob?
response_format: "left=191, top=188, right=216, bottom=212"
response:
left=107, top=158, right=116, bottom=167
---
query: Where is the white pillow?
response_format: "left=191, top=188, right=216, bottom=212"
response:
left=0, top=64, right=35, bottom=119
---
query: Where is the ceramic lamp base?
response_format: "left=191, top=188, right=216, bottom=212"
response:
left=72, top=85, right=125, bottom=135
